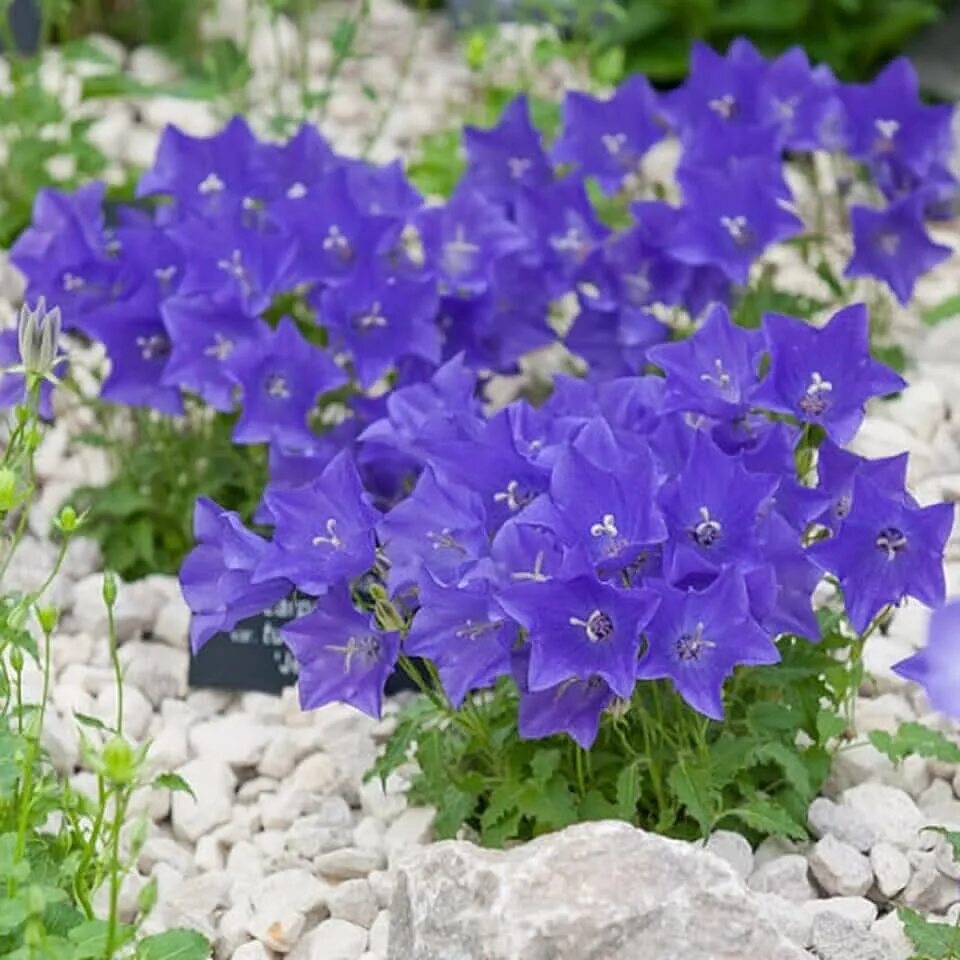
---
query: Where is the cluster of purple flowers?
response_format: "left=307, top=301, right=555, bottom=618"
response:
left=183, top=303, right=953, bottom=746
left=9, top=38, right=956, bottom=741
left=9, top=41, right=954, bottom=458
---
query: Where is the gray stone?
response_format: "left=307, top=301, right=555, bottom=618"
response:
left=810, top=911, right=892, bottom=960
left=902, top=852, right=960, bottom=913
left=803, top=897, right=877, bottom=929
left=251, top=868, right=331, bottom=918
left=809, top=835, right=874, bottom=897
left=704, top=830, right=753, bottom=879
left=748, top=854, right=817, bottom=902
left=870, top=842, right=912, bottom=898
left=369, top=909, right=390, bottom=955
left=808, top=796, right=878, bottom=852
left=316, top=847, right=385, bottom=880
left=840, top=784, right=925, bottom=849
left=289, top=918, right=368, bottom=960
left=170, top=758, right=235, bottom=844
left=232, top=943, right=271, bottom=960
left=389, top=821, right=809, bottom=960
left=327, top=878, right=379, bottom=928
left=248, top=908, right=306, bottom=953
left=189, top=714, right=273, bottom=767
left=118, top=641, right=187, bottom=708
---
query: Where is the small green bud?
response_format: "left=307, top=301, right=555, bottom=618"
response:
left=36, top=604, right=58, bottom=635
left=102, top=735, right=136, bottom=784
left=23, top=425, right=42, bottom=452
left=0, top=467, right=16, bottom=511
left=56, top=504, right=78, bottom=533
left=26, top=885, right=46, bottom=915
left=23, top=918, right=43, bottom=947
left=102, top=570, right=118, bottom=608
left=6, top=602, right=28, bottom=632
left=465, top=32, right=487, bottom=72
left=8, top=646, right=23, bottom=673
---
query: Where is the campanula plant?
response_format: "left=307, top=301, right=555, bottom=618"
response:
left=180, top=303, right=954, bottom=845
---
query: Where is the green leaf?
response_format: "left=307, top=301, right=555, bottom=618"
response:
left=873, top=343, right=906, bottom=375
left=868, top=722, right=960, bottom=765
left=922, top=295, right=960, bottom=327
left=0, top=896, right=28, bottom=934
left=530, top=749, right=562, bottom=785
left=746, top=702, right=798, bottom=736
left=73, top=712, right=108, bottom=732
left=724, top=798, right=807, bottom=841
left=136, top=928, right=211, bottom=960
left=898, top=906, right=960, bottom=960
left=525, top=777, right=578, bottom=832
left=668, top=758, right=717, bottom=835
left=753, top=742, right=813, bottom=799
left=69, top=919, right=134, bottom=958
left=152, top=772, right=196, bottom=800
left=432, top=786, right=477, bottom=840
left=615, top=761, right=641, bottom=820
left=815, top=709, right=847, bottom=744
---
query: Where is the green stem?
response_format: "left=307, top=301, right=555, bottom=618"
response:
left=106, top=592, right=122, bottom=736
left=103, top=788, right=128, bottom=959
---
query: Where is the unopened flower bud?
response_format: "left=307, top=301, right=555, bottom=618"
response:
left=102, top=570, right=118, bottom=608
left=56, top=504, right=78, bottom=533
left=17, top=298, right=62, bottom=379
left=102, top=735, right=135, bottom=784
left=36, top=605, right=58, bottom=634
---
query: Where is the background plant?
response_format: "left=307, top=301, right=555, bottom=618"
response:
left=0, top=303, right=206, bottom=959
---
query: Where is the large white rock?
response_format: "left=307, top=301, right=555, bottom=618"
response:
left=170, top=758, right=235, bottom=843
left=118, top=641, right=188, bottom=707
left=389, top=821, right=809, bottom=960
left=189, top=714, right=273, bottom=767
left=327, top=879, right=379, bottom=929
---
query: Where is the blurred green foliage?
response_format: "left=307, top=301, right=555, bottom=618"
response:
left=436, top=0, right=947, bottom=85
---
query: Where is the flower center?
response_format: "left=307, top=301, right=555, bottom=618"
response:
left=343, top=634, right=381, bottom=671
left=217, top=249, right=251, bottom=297
left=550, top=225, right=589, bottom=259
left=507, top=156, right=531, bottom=180
left=569, top=609, right=615, bottom=643
left=355, top=302, right=388, bottom=331
left=198, top=171, right=224, bottom=195
left=675, top=622, right=714, bottom=662
left=323, top=225, right=352, bottom=261
left=876, top=230, right=900, bottom=256
left=62, top=272, right=85, bottom=292
left=799, top=371, right=833, bottom=417
left=265, top=373, right=291, bottom=399
left=204, top=332, right=234, bottom=361
left=875, top=526, right=907, bottom=559
left=426, top=528, right=467, bottom=554
left=700, top=357, right=732, bottom=391
left=443, top=224, right=480, bottom=277
left=590, top=513, right=619, bottom=539
left=708, top=94, right=737, bottom=120
left=511, top=550, right=549, bottom=583
left=691, top=506, right=722, bottom=548
left=136, top=334, right=170, bottom=361
left=720, top=215, right=751, bottom=247
left=602, top=132, right=628, bottom=156
left=873, top=118, right=899, bottom=153
left=493, top=480, right=534, bottom=512
left=286, top=181, right=307, bottom=199
left=312, top=518, right=343, bottom=549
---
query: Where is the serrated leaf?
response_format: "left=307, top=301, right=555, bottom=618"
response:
left=136, top=928, right=210, bottom=960
left=725, top=798, right=807, bottom=841
left=152, top=772, right=196, bottom=800
left=668, top=758, right=717, bottom=836
left=753, top=742, right=812, bottom=799
left=869, top=722, right=960, bottom=765
left=529, top=749, right=562, bottom=785
left=525, top=777, right=578, bottom=831
left=432, top=786, right=477, bottom=840
left=898, top=906, right=960, bottom=959
left=746, top=702, right=798, bottom=735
